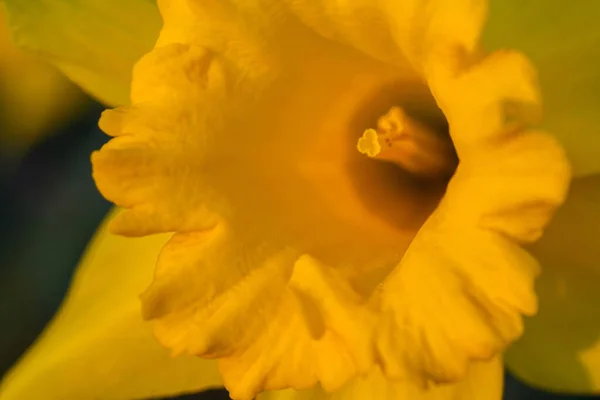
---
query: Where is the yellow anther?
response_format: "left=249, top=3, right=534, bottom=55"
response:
left=357, top=107, right=457, bottom=179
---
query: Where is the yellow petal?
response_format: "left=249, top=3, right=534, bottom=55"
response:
left=257, top=357, right=502, bottom=400
left=0, top=7, right=86, bottom=155
left=482, top=1, right=600, bottom=177
left=141, top=230, right=380, bottom=400
left=0, top=209, right=222, bottom=400
left=505, top=174, right=600, bottom=393
left=2, top=0, right=161, bottom=106
left=374, top=27, right=570, bottom=390
left=376, top=130, right=569, bottom=384
left=281, top=0, right=486, bottom=74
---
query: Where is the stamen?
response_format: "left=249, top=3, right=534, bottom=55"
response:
left=357, top=107, right=457, bottom=179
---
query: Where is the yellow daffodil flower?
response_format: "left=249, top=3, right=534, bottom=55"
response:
left=1, top=1, right=599, bottom=400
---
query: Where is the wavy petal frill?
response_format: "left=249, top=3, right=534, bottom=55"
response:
left=505, top=174, right=600, bottom=393
left=92, top=1, right=571, bottom=399
left=377, top=49, right=570, bottom=385
left=0, top=209, right=222, bottom=400
left=482, top=0, right=600, bottom=177
left=1, top=0, right=161, bottom=106
left=257, top=357, right=502, bottom=400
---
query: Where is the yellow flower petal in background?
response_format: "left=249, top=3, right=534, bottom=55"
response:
left=1, top=0, right=161, bottom=106
left=0, top=7, right=86, bottom=162
left=257, top=358, right=502, bottom=400
left=505, top=174, right=600, bottom=393
left=0, top=209, right=223, bottom=400
left=482, top=0, right=600, bottom=177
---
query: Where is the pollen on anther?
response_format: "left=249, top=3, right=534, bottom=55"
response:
left=357, top=128, right=382, bottom=157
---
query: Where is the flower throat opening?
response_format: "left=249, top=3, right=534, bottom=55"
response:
left=357, top=106, right=458, bottom=180
left=345, top=88, right=459, bottom=237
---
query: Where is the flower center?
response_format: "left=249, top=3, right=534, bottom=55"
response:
left=344, top=86, right=459, bottom=242
left=357, top=106, right=458, bottom=180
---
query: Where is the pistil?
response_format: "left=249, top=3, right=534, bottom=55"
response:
left=357, top=107, right=457, bottom=179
